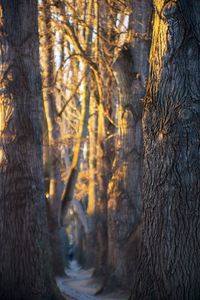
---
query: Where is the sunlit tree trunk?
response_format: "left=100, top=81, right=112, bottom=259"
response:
left=85, top=85, right=97, bottom=267
left=92, top=0, right=117, bottom=277
left=131, top=1, right=200, bottom=299
left=87, top=90, right=97, bottom=217
left=107, top=0, right=152, bottom=287
left=0, top=1, right=62, bottom=299
left=60, top=0, right=93, bottom=224
left=40, top=0, right=65, bottom=276
left=60, top=63, right=90, bottom=219
left=95, top=101, right=110, bottom=276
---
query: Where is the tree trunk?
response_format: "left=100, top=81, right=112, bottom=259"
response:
left=60, top=64, right=90, bottom=224
left=40, top=0, right=65, bottom=276
left=131, top=1, right=200, bottom=299
left=94, top=102, right=109, bottom=274
left=60, top=0, right=93, bottom=224
left=92, top=0, right=116, bottom=277
left=85, top=86, right=97, bottom=268
left=107, top=0, right=152, bottom=288
left=0, top=1, right=62, bottom=299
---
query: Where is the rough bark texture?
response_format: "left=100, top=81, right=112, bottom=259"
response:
left=0, top=1, right=62, bottom=299
left=131, top=1, right=200, bottom=299
left=107, top=0, right=152, bottom=288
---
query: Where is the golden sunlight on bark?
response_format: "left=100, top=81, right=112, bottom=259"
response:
left=87, top=90, right=96, bottom=216
left=149, top=0, right=168, bottom=93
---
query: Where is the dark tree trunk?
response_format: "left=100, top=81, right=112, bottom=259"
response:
left=0, top=1, right=63, bottom=299
left=131, top=1, right=200, bottom=299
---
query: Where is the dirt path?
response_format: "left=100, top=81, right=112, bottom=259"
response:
left=56, top=260, right=128, bottom=300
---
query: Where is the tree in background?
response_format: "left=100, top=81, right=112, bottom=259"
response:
left=40, top=0, right=66, bottom=276
left=37, top=0, right=152, bottom=291
left=39, top=0, right=128, bottom=280
left=107, top=0, right=152, bottom=287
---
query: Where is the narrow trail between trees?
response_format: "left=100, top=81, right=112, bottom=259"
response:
left=57, top=260, right=128, bottom=300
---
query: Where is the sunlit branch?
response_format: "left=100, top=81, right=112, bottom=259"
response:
left=57, top=75, right=84, bottom=117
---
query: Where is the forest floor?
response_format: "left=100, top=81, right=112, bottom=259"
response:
left=57, top=260, right=129, bottom=300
